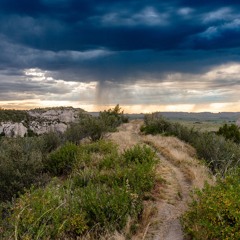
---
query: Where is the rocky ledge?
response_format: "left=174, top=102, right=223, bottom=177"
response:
left=0, top=107, right=84, bottom=137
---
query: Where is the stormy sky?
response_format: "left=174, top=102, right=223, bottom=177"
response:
left=0, top=0, right=240, bottom=112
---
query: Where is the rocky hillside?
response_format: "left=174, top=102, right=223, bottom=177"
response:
left=0, top=107, right=85, bottom=137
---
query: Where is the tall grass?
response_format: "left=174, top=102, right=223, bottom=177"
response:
left=141, top=113, right=240, bottom=175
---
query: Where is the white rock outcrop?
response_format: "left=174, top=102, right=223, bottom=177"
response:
left=0, top=107, right=84, bottom=137
left=28, top=108, right=80, bottom=123
left=0, top=122, right=28, bottom=137
left=29, top=121, right=68, bottom=135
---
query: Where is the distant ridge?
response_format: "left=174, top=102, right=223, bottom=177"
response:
left=156, top=112, right=240, bottom=122
left=123, top=111, right=240, bottom=122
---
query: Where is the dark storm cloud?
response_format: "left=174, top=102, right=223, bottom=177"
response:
left=1, top=0, right=240, bottom=104
left=1, top=0, right=240, bottom=52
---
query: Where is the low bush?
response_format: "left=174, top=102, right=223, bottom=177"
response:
left=123, top=144, right=157, bottom=164
left=65, top=114, right=111, bottom=142
left=0, top=137, right=45, bottom=202
left=64, top=122, right=87, bottom=144
left=217, top=123, right=240, bottom=144
left=182, top=171, right=240, bottom=240
left=99, top=104, right=129, bottom=128
left=45, top=142, right=79, bottom=176
left=40, top=131, right=63, bottom=153
left=140, top=113, right=170, bottom=135
left=79, top=183, right=142, bottom=233
left=79, top=139, right=117, bottom=155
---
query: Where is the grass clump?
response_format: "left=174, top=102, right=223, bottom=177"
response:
left=182, top=171, right=240, bottom=240
left=1, top=179, right=88, bottom=239
left=1, top=140, right=158, bottom=239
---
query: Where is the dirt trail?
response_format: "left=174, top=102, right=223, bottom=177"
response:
left=109, top=120, right=212, bottom=240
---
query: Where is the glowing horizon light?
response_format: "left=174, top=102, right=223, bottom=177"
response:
left=0, top=100, right=240, bottom=113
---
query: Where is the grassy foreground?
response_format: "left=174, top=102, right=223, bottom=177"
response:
left=0, top=140, right=157, bottom=239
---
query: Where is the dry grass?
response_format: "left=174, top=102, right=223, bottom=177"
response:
left=131, top=202, right=157, bottom=240
left=107, top=121, right=214, bottom=239
left=143, top=135, right=213, bottom=189
left=174, top=120, right=223, bottom=132
left=108, top=120, right=143, bottom=152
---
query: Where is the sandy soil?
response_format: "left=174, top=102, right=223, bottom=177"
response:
left=109, top=120, right=213, bottom=240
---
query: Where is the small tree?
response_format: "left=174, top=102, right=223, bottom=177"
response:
left=99, top=104, right=128, bottom=127
left=64, top=105, right=128, bottom=142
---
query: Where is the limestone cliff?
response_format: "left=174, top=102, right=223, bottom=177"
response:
left=0, top=122, right=27, bottom=137
left=0, top=107, right=84, bottom=137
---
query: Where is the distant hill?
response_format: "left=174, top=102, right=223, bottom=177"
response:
left=124, top=112, right=240, bottom=122
left=157, top=112, right=240, bottom=122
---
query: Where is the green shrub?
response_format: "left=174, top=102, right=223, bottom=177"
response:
left=74, top=142, right=156, bottom=194
left=182, top=171, right=240, bottom=240
left=99, top=104, right=129, bottom=128
left=79, top=183, right=142, bottom=233
left=0, top=137, right=44, bottom=202
left=67, top=114, right=110, bottom=142
left=64, top=122, right=87, bottom=144
left=79, top=139, right=117, bottom=155
left=40, top=131, right=62, bottom=153
left=123, top=144, right=157, bottom=164
left=141, top=113, right=170, bottom=135
left=45, top=142, right=78, bottom=176
left=26, top=128, right=37, bottom=137
left=217, top=123, right=240, bottom=144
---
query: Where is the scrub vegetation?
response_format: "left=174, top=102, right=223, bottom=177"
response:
left=1, top=107, right=240, bottom=239
left=141, top=113, right=240, bottom=240
left=0, top=140, right=157, bottom=239
left=0, top=106, right=158, bottom=239
left=0, top=108, right=29, bottom=122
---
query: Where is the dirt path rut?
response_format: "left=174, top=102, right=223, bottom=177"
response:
left=109, top=120, right=212, bottom=240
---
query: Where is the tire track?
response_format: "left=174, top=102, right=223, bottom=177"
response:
left=109, top=120, right=212, bottom=240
